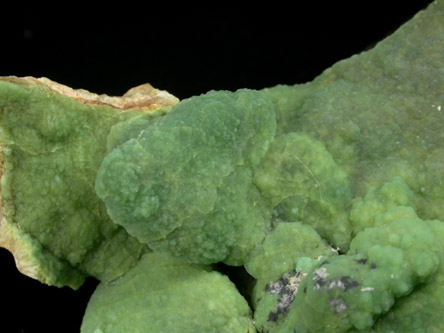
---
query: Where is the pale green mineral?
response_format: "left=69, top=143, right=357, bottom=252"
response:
left=0, top=77, right=178, bottom=288
left=95, top=89, right=275, bottom=265
left=80, top=252, right=256, bottom=333
left=253, top=214, right=442, bottom=332
left=245, top=222, right=335, bottom=282
left=262, top=0, right=444, bottom=224
left=1, top=0, right=444, bottom=331
left=349, top=176, right=416, bottom=235
left=253, top=133, right=353, bottom=250
left=245, top=222, right=336, bottom=331
left=366, top=219, right=444, bottom=333
left=249, top=0, right=444, bottom=330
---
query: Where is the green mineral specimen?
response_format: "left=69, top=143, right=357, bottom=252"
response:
left=245, top=222, right=335, bottom=282
left=253, top=133, right=353, bottom=250
left=366, top=219, right=444, bottom=332
left=254, top=214, right=442, bottom=332
left=262, top=0, right=444, bottom=225
left=80, top=252, right=256, bottom=333
left=245, top=222, right=336, bottom=331
left=1, top=0, right=444, bottom=331
left=250, top=0, right=444, bottom=330
left=0, top=77, right=178, bottom=288
left=95, top=89, right=275, bottom=265
left=349, top=176, right=416, bottom=235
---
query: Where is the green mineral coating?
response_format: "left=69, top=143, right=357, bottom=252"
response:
left=349, top=176, right=416, bottom=235
left=253, top=133, right=353, bottom=250
left=1, top=0, right=444, bottom=331
left=80, top=252, right=256, bottom=333
left=247, top=2, right=444, bottom=327
left=0, top=79, right=163, bottom=288
left=245, top=222, right=334, bottom=282
left=245, top=221, right=335, bottom=326
left=255, top=216, right=442, bottom=333
left=364, top=219, right=444, bottom=333
left=261, top=0, right=444, bottom=224
left=95, top=89, right=275, bottom=265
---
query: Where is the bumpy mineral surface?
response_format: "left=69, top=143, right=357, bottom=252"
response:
left=1, top=0, right=444, bottom=332
left=80, top=252, right=256, bottom=333
left=0, top=77, right=178, bottom=288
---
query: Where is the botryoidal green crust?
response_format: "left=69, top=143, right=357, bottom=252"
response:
left=95, top=89, right=276, bottom=266
left=248, top=177, right=444, bottom=332
left=263, top=0, right=444, bottom=224
left=1, top=0, right=444, bottom=331
left=253, top=133, right=353, bottom=250
left=0, top=77, right=177, bottom=288
left=247, top=0, right=444, bottom=330
left=80, top=252, right=256, bottom=333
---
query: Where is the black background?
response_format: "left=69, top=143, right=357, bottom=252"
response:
left=0, top=2, right=434, bottom=332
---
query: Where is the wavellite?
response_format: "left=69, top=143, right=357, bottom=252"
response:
left=0, top=77, right=179, bottom=288
left=95, top=88, right=276, bottom=265
left=80, top=252, right=256, bottom=333
left=1, top=0, right=444, bottom=332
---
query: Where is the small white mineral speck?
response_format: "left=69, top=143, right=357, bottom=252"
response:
left=314, top=267, right=329, bottom=280
left=329, top=298, right=347, bottom=313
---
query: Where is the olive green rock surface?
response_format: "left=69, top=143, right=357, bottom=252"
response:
left=80, top=252, right=256, bottom=333
left=0, top=77, right=177, bottom=288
